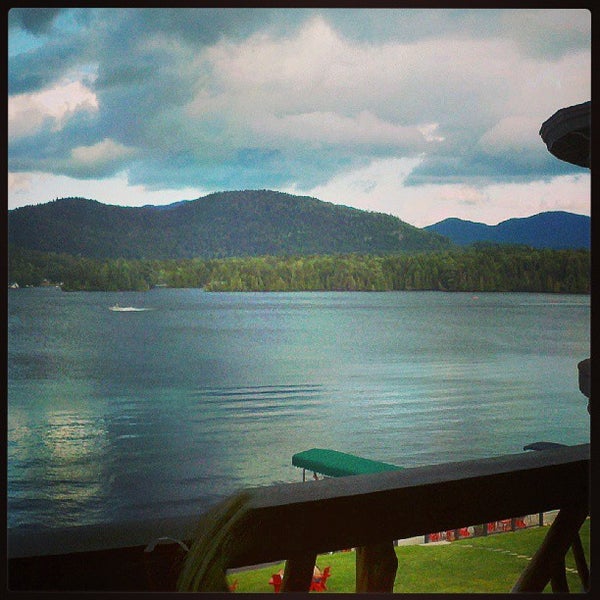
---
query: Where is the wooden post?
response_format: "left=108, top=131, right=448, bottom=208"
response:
left=356, top=542, right=398, bottom=593
left=511, top=501, right=588, bottom=593
left=550, top=558, right=569, bottom=593
left=281, top=553, right=317, bottom=592
left=570, top=532, right=590, bottom=591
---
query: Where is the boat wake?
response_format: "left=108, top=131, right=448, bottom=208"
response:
left=109, top=305, right=152, bottom=312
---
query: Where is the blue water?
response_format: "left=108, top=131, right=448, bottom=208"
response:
left=7, top=288, right=590, bottom=530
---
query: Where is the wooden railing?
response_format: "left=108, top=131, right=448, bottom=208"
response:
left=177, top=443, right=589, bottom=593
left=8, top=443, right=589, bottom=592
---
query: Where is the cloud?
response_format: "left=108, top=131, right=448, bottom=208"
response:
left=8, top=7, right=64, bottom=35
left=7, top=170, right=208, bottom=209
left=69, top=138, right=138, bottom=178
left=291, top=158, right=589, bottom=227
left=9, top=78, right=98, bottom=139
left=477, top=116, right=547, bottom=163
left=498, top=9, right=591, bottom=59
left=7, top=8, right=591, bottom=223
left=285, top=156, right=424, bottom=213
left=250, top=110, right=431, bottom=151
left=177, top=13, right=591, bottom=189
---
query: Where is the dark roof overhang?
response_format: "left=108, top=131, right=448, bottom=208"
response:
left=539, top=101, right=590, bottom=168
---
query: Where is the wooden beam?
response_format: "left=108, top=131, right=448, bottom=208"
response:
left=225, top=444, right=589, bottom=568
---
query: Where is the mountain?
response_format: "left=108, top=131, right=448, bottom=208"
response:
left=424, top=211, right=590, bottom=249
left=8, top=190, right=451, bottom=260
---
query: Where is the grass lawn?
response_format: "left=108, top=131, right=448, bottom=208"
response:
left=225, top=518, right=589, bottom=593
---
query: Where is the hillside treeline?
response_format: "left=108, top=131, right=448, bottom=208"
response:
left=8, top=192, right=452, bottom=259
left=8, top=244, right=590, bottom=294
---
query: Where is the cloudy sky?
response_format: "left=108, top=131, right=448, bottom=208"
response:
left=8, top=7, right=590, bottom=227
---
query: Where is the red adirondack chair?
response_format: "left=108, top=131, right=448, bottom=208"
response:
left=269, top=572, right=283, bottom=593
left=310, top=566, right=331, bottom=592
left=500, top=519, right=512, bottom=531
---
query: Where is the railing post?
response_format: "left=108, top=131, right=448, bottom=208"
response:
left=511, top=501, right=588, bottom=593
left=356, top=542, right=398, bottom=593
left=281, top=553, right=317, bottom=592
left=550, top=558, right=569, bottom=593
left=570, top=532, right=590, bottom=591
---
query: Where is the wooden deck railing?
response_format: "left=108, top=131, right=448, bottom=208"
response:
left=8, top=443, right=589, bottom=592
left=177, top=443, right=589, bottom=593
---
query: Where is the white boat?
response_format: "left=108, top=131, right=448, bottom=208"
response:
left=109, top=304, right=148, bottom=312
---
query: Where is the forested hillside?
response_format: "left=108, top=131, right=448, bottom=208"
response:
left=8, top=244, right=590, bottom=294
left=425, top=211, right=590, bottom=249
left=8, top=191, right=451, bottom=259
left=9, top=190, right=590, bottom=294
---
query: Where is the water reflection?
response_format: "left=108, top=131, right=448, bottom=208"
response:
left=8, top=409, right=111, bottom=527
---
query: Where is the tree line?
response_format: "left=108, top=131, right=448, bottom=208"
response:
left=8, top=244, right=590, bottom=294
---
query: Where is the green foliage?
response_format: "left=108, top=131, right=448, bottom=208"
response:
left=8, top=245, right=590, bottom=294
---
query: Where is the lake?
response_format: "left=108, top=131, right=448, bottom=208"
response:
left=7, top=288, right=590, bottom=531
